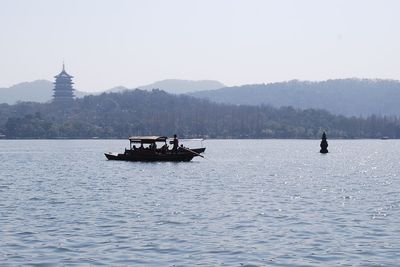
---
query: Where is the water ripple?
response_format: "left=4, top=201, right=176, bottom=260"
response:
left=0, top=139, right=400, bottom=265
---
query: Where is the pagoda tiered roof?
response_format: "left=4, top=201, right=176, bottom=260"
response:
left=54, top=63, right=73, bottom=78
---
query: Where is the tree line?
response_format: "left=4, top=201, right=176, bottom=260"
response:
left=1, top=89, right=400, bottom=139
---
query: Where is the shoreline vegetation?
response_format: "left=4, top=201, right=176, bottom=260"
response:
left=1, top=89, right=400, bottom=139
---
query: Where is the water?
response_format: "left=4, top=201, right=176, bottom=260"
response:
left=0, top=139, right=399, bottom=266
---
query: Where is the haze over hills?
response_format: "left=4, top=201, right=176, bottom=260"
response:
left=0, top=80, right=53, bottom=104
left=137, top=79, right=225, bottom=94
left=0, top=80, right=88, bottom=104
left=189, top=79, right=400, bottom=117
left=106, top=79, right=225, bottom=94
left=0, top=79, right=225, bottom=104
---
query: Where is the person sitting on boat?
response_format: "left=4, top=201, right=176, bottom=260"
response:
left=150, top=143, right=157, bottom=151
left=161, top=143, right=168, bottom=154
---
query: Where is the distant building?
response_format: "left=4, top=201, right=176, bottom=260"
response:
left=53, top=63, right=75, bottom=102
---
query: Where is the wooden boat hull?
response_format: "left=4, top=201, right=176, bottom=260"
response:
left=105, top=148, right=206, bottom=162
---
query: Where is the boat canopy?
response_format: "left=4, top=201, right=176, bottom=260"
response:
left=129, top=136, right=168, bottom=144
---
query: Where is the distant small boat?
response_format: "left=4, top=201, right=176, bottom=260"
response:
left=381, top=136, right=390, bottom=140
left=105, top=136, right=206, bottom=162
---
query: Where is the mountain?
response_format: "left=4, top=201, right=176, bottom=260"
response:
left=0, top=79, right=225, bottom=104
left=0, top=80, right=88, bottom=104
left=0, top=80, right=53, bottom=104
left=189, top=79, right=400, bottom=117
left=136, top=79, right=225, bottom=94
left=105, top=86, right=130, bottom=93
left=1, top=89, right=400, bottom=139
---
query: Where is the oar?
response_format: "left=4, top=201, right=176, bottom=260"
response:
left=182, top=147, right=205, bottom=158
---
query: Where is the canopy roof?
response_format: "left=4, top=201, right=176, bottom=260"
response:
left=129, top=136, right=168, bottom=143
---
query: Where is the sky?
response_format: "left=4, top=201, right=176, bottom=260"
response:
left=1, top=0, right=399, bottom=92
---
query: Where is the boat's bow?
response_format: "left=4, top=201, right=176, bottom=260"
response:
left=104, top=152, right=120, bottom=160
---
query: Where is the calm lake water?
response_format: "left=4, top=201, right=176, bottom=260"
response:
left=0, top=139, right=399, bottom=266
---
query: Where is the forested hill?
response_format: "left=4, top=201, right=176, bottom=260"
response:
left=189, top=79, right=400, bottom=117
left=0, top=89, right=400, bottom=139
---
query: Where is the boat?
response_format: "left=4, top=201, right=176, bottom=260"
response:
left=105, top=136, right=206, bottom=162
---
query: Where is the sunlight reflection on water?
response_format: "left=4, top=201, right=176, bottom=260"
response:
left=0, top=139, right=399, bottom=266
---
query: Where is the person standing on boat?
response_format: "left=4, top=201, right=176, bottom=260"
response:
left=172, top=134, right=179, bottom=152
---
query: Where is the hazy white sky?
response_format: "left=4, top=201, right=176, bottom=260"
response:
left=1, top=0, right=399, bottom=92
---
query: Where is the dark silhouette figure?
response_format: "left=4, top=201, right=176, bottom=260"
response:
left=320, top=132, right=328, bottom=154
left=172, top=134, right=179, bottom=152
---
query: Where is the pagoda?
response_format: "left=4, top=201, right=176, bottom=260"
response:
left=320, top=131, right=329, bottom=154
left=53, top=63, right=75, bottom=102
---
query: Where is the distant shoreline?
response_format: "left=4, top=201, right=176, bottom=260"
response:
left=0, top=138, right=395, bottom=141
